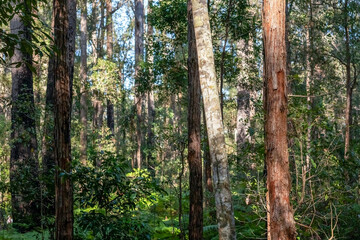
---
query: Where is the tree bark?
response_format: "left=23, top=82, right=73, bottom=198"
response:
left=10, top=2, right=40, bottom=228
left=203, top=106, right=213, bottom=193
left=219, top=0, right=233, bottom=120
left=43, top=13, right=56, bottom=226
left=53, top=0, right=75, bottom=238
left=191, top=1, right=236, bottom=239
left=263, top=0, right=296, bottom=239
left=344, top=0, right=352, bottom=161
left=135, top=0, right=144, bottom=169
left=106, top=0, right=115, bottom=134
left=147, top=0, right=156, bottom=170
left=187, top=1, right=203, bottom=239
left=80, top=0, right=88, bottom=164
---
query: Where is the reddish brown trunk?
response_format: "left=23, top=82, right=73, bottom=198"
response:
left=263, top=0, right=296, bottom=239
left=188, top=1, right=203, bottom=239
left=53, top=0, right=75, bottom=238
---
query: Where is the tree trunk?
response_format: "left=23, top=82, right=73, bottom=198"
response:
left=43, top=14, right=56, bottom=228
left=106, top=0, right=115, bottom=134
left=135, top=0, right=144, bottom=169
left=219, top=0, right=233, bottom=120
left=53, top=0, right=75, bottom=238
left=344, top=0, right=352, bottom=161
left=263, top=0, right=296, bottom=239
left=10, top=2, right=40, bottom=228
left=190, top=1, right=236, bottom=239
left=147, top=0, right=156, bottom=170
left=187, top=1, right=203, bottom=239
left=80, top=0, right=88, bottom=164
left=203, top=106, right=213, bottom=193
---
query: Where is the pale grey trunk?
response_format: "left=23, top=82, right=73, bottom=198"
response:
left=135, top=0, right=144, bottom=169
left=191, top=0, right=236, bottom=239
left=235, top=40, right=251, bottom=154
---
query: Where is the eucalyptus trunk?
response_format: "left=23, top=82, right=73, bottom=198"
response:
left=10, top=2, right=40, bottom=228
left=53, top=0, right=76, bottom=238
left=263, top=0, right=296, bottom=239
left=187, top=1, right=203, bottom=238
left=80, top=0, right=88, bottom=164
left=106, top=0, right=115, bottom=134
left=190, top=0, right=236, bottom=239
left=135, top=0, right=144, bottom=169
left=147, top=0, right=156, bottom=169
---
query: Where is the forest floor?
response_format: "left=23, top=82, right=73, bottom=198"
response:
left=0, top=229, right=49, bottom=240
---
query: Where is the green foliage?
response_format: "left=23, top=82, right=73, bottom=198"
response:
left=73, top=152, right=162, bottom=240
left=0, top=0, right=53, bottom=66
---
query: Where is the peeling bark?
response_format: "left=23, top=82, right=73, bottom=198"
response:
left=263, top=0, right=296, bottom=239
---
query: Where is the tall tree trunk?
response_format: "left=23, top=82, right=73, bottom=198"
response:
left=43, top=14, right=56, bottom=229
left=135, top=0, right=144, bottom=169
left=191, top=1, right=236, bottom=239
left=80, top=0, right=88, bottom=164
left=344, top=0, right=352, bottom=161
left=303, top=2, right=314, bottom=202
left=219, top=0, right=233, bottom=120
left=53, top=0, right=76, bottom=238
left=91, top=0, right=99, bottom=61
left=106, top=0, right=115, bottom=134
left=10, top=2, right=40, bottom=228
left=263, top=0, right=296, bottom=239
left=147, top=0, right=156, bottom=170
left=187, top=1, right=203, bottom=239
left=235, top=40, right=251, bottom=155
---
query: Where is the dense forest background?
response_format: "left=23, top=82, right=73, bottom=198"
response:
left=0, top=0, right=360, bottom=239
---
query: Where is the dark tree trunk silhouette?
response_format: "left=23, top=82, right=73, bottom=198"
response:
left=10, top=1, right=40, bottom=228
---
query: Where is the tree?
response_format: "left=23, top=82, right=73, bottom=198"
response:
left=187, top=1, right=203, bottom=239
left=135, top=0, right=144, bottom=169
left=191, top=0, right=236, bottom=239
left=106, top=0, right=115, bottom=134
left=146, top=0, right=156, bottom=170
left=43, top=11, right=56, bottom=227
left=263, top=0, right=296, bottom=239
left=343, top=0, right=356, bottom=160
left=80, top=0, right=88, bottom=164
left=53, top=0, right=76, bottom=238
left=9, top=0, right=40, bottom=229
